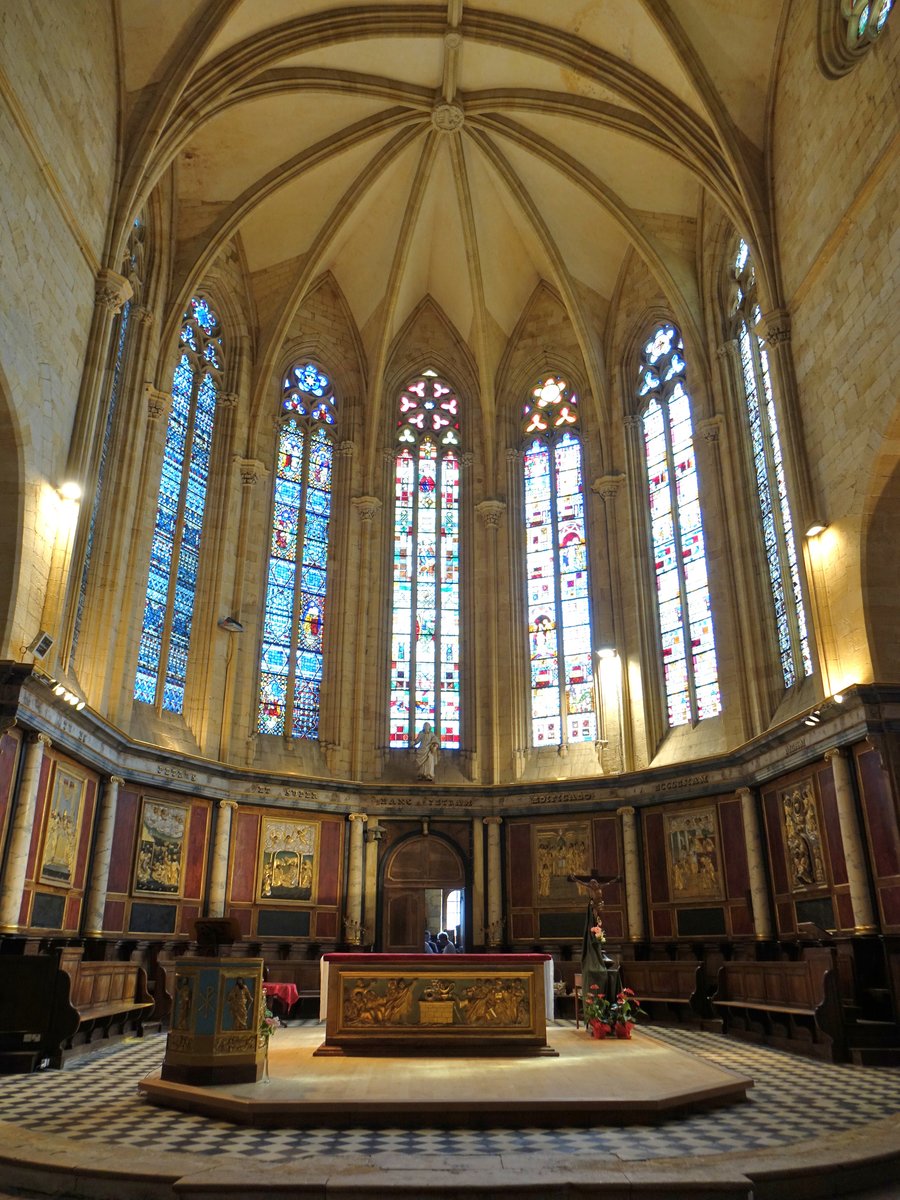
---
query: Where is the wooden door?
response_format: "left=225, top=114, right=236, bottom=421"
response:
left=381, top=836, right=465, bottom=954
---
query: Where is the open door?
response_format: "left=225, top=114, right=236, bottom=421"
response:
left=381, top=835, right=466, bottom=953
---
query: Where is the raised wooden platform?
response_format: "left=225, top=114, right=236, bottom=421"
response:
left=139, top=1023, right=752, bottom=1128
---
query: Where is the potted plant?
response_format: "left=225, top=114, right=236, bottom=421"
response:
left=607, top=987, right=644, bottom=1038
left=583, top=984, right=612, bottom=1038
left=257, top=1003, right=282, bottom=1078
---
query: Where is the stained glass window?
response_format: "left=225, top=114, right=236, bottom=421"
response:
left=257, top=363, right=337, bottom=738
left=638, top=327, right=720, bottom=727
left=522, top=376, right=597, bottom=748
left=844, top=0, right=893, bottom=44
left=72, top=218, right=145, bottom=662
left=389, top=371, right=461, bottom=752
left=730, top=240, right=812, bottom=689
left=134, top=296, right=223, bottom=712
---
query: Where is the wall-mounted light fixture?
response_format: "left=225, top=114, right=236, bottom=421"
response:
left=804, top=709, right=822, bottom=727
left=805, top=521, right=827, bottom=537
left=595, top=646, right=617, bottom=659
left=217, top=616, right=244, bottom=633
left=58, top=481, right=83, bottom=501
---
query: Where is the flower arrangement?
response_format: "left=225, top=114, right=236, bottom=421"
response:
left=583, top=984, right=644, bottom=1039
left=258, top=1004, right=282, bottom=1046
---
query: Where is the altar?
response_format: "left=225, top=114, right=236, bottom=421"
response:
left=316, top=953, right=554, bottom=1055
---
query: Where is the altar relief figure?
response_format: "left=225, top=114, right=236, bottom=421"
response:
left=781, top=781, right=826, bottom=888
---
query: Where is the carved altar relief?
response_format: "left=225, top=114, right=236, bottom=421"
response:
left=533, top=821, right=591, bottom=905
left=780, top=779, right=827, bottom=889
left=664, top=808, right=724, bottom=901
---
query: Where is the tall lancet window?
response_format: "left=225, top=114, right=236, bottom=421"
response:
left=522, top=376, right=596, bottom=748
left=257, top=363, right=337, bottom=739
left=638, top=325, right=720, bottom=727
left=730, top=240, right=812, bottom=688
left=389, top=371, right=461, bottom=752
left=134, top=296, right=224, bottom=713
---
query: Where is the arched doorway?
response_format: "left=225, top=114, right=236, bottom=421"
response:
left=381, top=835, right=466, bottom=953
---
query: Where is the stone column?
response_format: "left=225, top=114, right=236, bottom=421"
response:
left=208, top=800, right=238, bottom=919
left=617, top=806, right=645, bottom=940
left=350, top=498, right=382, bottom=778
left=83, top=775, right=124, bottom=935
left=0, top=734, right=51, bottom=932
left=471, top=816, right=485, bottom=946
left=345, top=813, right=368, bottom=945
left=737, top=786, right=773, bottom=939
left=475, top=500, right=506, bottom=783
left=824, top=748, right=876, bottom=931
left=592, top=474, right=629, bottom=772
left=483, top=816, right=503, bottom=947
left=363, top=822, right=383, bottom=948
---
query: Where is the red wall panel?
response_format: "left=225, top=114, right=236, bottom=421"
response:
left=0, top=731, right=21, bottom=847
left=184, top=803, right=209, bottom=899
left=25, top=755, right=52, bottom=879
left=856, top=747, right=900, bottom=879
left=719, top=798, right=749, bottom=899
left=317, top=818, right=342, bottom=907
left=817, top=764, right=847, bottom=886
left=107, top=788, right=140, bottom=893
left=73, top=777, right=97, bottom=890
left=230, top=811, right=260, bottom=903
left=508, top=823, right=532, bottom=907
left=644, top=812, right=668, bottom=903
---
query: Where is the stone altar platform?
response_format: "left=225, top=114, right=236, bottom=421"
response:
left=138, top=1022, right=752, bottom=1128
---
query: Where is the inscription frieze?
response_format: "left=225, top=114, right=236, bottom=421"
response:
left=653, top=774, right=710, bottom=794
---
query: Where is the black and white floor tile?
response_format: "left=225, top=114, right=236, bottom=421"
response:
left=1, top=1023, right=898, bottom=1165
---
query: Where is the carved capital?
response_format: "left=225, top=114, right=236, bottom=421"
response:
left=108, top=775, right=125, bottom=787
left=476, top=499, right=506, bottom=529
left=95, top=268, right=133, bottom=314
left=218, top=391, right=239, bottom=409
left=617, top=806, right=635, bottom=818
left=756, top=308, right=791, bottom=347
left=716, top=339, right=739, bottom=362
left=353, top=495, right=382, bottom=522
left=623, top=413, right=642, bottom=433
left=591, top=473, right=626, bottom=503
left=234, top=457, right=267, bottom=488
left=218, top=799, right=239, bottom=811
left=482, top=816, right=503, bottom=827
left=348, top=812, right=368, bottom=824
left=459, top=451, right=474, bottom=470
left=505, top=447, right=520, bottom=463
left=337, top=440, right=355, bottom=458
left=823, top=747, right=845, bottom=765
left=27, top=731, right=52, bottom=749
left=135, top=305, right=154, bottom=328
left=735, top=786, right=753, bottom=801
left=696, top=416, right=723, bottom=444
left=144, top=384, right=170, bottom=423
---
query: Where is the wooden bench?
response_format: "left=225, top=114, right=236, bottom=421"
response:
left=712, top=959, right=846, bottom=1061
left=620, top=960, right=704, bottom=1024
left=0, top=948, right=152, bottom=1071
left=57, top=948, right=153, bottom=1060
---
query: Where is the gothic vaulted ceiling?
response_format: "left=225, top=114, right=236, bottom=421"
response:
left=117, top=0, right=782, bottom=420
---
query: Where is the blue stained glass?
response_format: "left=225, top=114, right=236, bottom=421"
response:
left=135, top=301, right=223, bottom=710
left=640, top=325, right=719, bottom=727
left=257, top=392, right=335, bottom=738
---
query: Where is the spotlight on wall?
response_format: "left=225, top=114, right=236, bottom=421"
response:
left=217, top=616, right=244, bottom=633
left=804, top=710, right=822, bottom=727
left=805, top=521, right=827, bottom=537
left=595, top=646, right=617, bottom=659
left=58, top=481, right=83, bottom=501
left=833, top=692, right=845, bottom=704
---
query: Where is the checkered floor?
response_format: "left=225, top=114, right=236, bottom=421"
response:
left=1, top=1022, right=898, bottom=1164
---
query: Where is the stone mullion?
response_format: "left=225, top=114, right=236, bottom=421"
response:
left=107, top=385, right=172, bottom=725
left=475, top=499, right=506, bottom=784
left=351, top=494, right=383, bottom=779
left=456, top=452, right=477, bottom=780
left=76, top=306, right=158, bottom=707
left=53, top=271, right=134, bottom=673
left=695, top=415, right=752, bottom=742
left=318, top=439, right=355, bottom=770
left=504, top=448, right=528, bottom=778
left=623, top=413, right=664, bottom=759
left=714, top=339, right=777, bottom=728
left=217, top=458, right=267, bottom=762
left=184, top=392, right=238, bottom=751
left=591, top=475, right=631, bottom=772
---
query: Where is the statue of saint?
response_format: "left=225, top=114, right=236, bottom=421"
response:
left=413, top=722, right=440, bottom=781
left=227, top=977, right=253, bottom=1030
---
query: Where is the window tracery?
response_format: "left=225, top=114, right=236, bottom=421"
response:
left=818, top=0, right=893, bottom=75
left=637, top=326, right=720, bottom=727
left=728, top=241, right=812, bottom=689
left=522, top=376, right=597, bottom=748
left=257, top=362, right=337, bottom=739
left=389, top=370, right=461, bottom=752
left=134, top=296, right=224, bottom=713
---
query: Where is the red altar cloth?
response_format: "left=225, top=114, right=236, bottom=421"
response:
left=262, top=981, right=299, bottom=1013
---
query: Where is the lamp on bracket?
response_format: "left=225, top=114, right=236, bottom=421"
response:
left=217, top=616, right=244, bottom=633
